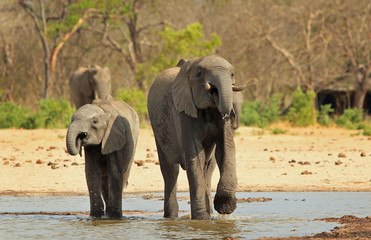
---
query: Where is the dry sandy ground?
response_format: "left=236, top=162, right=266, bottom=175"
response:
left=0, top=126, right=370, bottom=195
left=0, top=126, right=370, bottom=239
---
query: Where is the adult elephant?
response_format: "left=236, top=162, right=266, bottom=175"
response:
left=147, top=55, right=245, bottom=220
left=69, top=65, right=112, bottom=109
left=66, top=96, right=139, bottom=218
left=231, top=92, right=243, bottom=130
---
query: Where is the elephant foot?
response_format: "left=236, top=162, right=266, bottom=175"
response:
left=107, top=210, right=123, bottom=219
left=90, top=209, right=104, bottom=218
left=164, top=211, right=178, bottom=219
left=213, top=193, right=237, bottom=214
left=191, top=211, right=211, bottom=220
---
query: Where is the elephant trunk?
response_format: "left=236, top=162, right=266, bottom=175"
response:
left=210, top=74, right=234, bottom=118
left=66, top=121, right=86, bottom=156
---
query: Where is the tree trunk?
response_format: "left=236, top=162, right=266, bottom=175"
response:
left=353, top=68, right=371, bottom=109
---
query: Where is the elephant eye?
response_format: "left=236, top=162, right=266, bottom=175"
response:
left=231, top=73, right=234, bottom=78
left=92, top=117, right=98, bottom=124
left=196, top=71, right=202, bottom=78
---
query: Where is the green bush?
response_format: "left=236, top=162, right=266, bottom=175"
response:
left=24, top=98, right=75, bottom=129
left=115, top=88, right=148, bottom=122
left=286, top=88, right=316, bottom=127
left=0, top=98, right=74, bottom=129
left=358, top=123, right=371, bottom=136
left=271, top=127, right=287, bottom=134
left=335, top=108, right=364, bottom=129
left=0, top=102, right=30, bottom=128
left=318, top=104, right=334, bottom=126
left=240, top=94, right=282, bottom=128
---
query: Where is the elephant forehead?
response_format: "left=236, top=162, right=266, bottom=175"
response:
left=199, top=56, right=233, bottom=70
left=73, top=104, right=104, bottom=118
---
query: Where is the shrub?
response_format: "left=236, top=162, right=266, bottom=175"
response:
left=318, top=104, right=334, bottom=126
left=271, top=127, right=287, bottom=134
left=27, top=98, right=75, bottom=129
left=0, top=102, right=30, bottom=128
left=115, top=88, right=148, bottom=122
left=240, top=94, right=282, bottom=128
left=335, top=108, right=364, bottom=129
left=286, top=88, right=316, bottom=126
left=357, top=122, right=371, bottom=136
left=0, top=98, right=74, bottom=129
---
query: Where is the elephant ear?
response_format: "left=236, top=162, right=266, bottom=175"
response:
left=98, top=100, right=126, bottom=155
left=171, top=59, right=198, bottom=118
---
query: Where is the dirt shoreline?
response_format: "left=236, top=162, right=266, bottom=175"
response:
left=1, top=126, right=370, bottom=195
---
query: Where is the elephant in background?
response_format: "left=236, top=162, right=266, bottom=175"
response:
left=147, top=55, right=245, bottom=220
left=69, top=65, right=112, bottom=109
left=231, top=92, right=243, bottom=130
left=66, top=95, right=139, bottom=218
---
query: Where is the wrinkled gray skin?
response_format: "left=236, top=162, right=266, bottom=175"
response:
left=66, top=96, right=139, bottom=218
left=147, top=55, right=245, bottom=220
left=231, top=92, right=243, bottom=130
left=69, top=65, right=112, bottom=109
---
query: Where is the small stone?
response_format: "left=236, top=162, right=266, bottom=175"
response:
left=36, top=160, right=44, bottom=164
left=335, top=160, right=342, bottom=165
left=14, top=163, right=21, bottom=167
left=135, top=160, right=144, bottom=166
left=301, top=170, right=312, bottom=175
left=146, top=152, right=155, bottom=159
left=3, top=161, right=9, bottom=165
left=360, top=152, right=366, bottom=157
left=71, top=162, right=79, bottom=166
left=338, top=153, right=346, bottom=158
left=288, top=160, right=296, bottom=163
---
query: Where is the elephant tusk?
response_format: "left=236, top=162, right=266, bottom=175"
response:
left=232, top=84, right=246, bottom=92
left=205, top=82, right=211, bottom=91
left=222, top=113, right=230, bottom=122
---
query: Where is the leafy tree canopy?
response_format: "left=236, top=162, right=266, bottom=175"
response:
left=137, top=22, right=222, bottom=87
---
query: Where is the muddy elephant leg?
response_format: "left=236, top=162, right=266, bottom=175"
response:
left=157, top=144, right=179, bottom=218
left=84, top=148, right=105, bottom=218
left=204, top=156, right=216, bottom=215
left=106, top=152, right=124, bottom=218
left=214, top=124, right=237, bottom=214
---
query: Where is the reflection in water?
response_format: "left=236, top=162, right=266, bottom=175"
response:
left=0, top=192, right=370, bottom=239
left=157, top=218, right=242, bottom=239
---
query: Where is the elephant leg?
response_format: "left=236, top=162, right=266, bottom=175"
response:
left=102, top=175, right=108, bottom=213
left=157, top=144, right=179, bottom=218
left=214, top=124, right=237, bottom=215
left=84, top=148, right=105, bottom=218
left=186, top=155, right=210, bottom=220
left=101, top=159, right=109, bottom=215
left=204, top=156, right=216, bottom=215
left=106, top=152, right=124, bottom=218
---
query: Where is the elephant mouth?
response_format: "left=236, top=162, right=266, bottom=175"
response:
left=206, top=83, right=219, bottom=106
left=76, top=132, right=88, bottom=157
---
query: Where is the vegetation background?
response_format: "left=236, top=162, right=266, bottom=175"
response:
left=0, top=0, right=370, bottom=132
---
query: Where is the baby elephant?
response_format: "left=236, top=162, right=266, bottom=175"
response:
left=66, top=96, right=139, bottom=218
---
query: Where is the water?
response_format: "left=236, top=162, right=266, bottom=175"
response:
left=0, top=192, right=370, bottom=239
